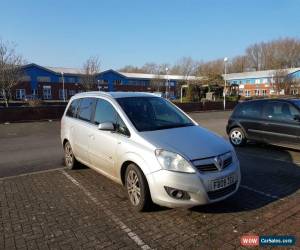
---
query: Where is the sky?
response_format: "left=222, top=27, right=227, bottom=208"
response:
left=1, top=0, right=300, bottom=70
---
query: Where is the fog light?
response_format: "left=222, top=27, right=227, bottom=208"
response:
left=164, top=186, right=190, bottom=200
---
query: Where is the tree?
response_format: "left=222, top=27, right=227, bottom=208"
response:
left=0, top=40, right=24, bottom=107
left=149, top=63, right=169, bottom=92
left=80, top=56, right=101, bottom=91
left=272, top=69, right=294, bottom=95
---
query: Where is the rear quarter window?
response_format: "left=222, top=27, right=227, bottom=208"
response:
left=66, top=99, right=80, bottom=118
left=233, top=102, right=263, bottom=119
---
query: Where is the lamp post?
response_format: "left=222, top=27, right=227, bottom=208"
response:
left=61, top=72, right=65, bottom=102
left=97, top=80, right=100, bottom=91
left=223, top=57, right=228, bottom=110
left=165, top=67, right=169, bottom=99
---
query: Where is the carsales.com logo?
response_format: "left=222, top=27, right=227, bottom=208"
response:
left=240, top=235, right=259, bottom=246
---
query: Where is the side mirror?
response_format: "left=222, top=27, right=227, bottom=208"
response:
left=294, top=114, right=300, bottom=122
left=98, top=122, right=115, bottom=131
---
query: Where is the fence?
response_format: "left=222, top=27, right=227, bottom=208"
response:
left=0, top=101, right=238, bottom=123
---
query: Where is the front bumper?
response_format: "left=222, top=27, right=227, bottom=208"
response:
left=147, top=162, right=241, bottom=208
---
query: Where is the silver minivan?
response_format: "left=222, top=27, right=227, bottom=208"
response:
left=61, top=92, right=241, bottom=211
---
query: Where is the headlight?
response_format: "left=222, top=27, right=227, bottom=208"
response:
left=155, top=149, right=196, bottom=173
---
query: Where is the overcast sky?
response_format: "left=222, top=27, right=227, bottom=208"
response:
left=1, top=0, right=300, bottom=70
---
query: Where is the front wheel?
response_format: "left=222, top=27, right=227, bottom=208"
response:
left=125, top=164, right=151, bottom=211
left=229, top=127, right=246, bottom=147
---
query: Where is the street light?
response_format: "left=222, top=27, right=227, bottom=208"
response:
left=97, top=80, right=100, bottom=91
left=223, top=57, right=228, bottom=110
left=165, top=67, right=169, bottom=99
left=61, top=72, right=65, bottom=102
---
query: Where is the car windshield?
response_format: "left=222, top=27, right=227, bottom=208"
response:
left=116, top=97, right=194, bottom=132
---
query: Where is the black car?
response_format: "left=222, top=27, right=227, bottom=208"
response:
left=226, top=99, right=300, bottom=149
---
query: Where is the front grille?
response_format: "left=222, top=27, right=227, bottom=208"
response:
left=224, top=157, right=232, bottom=168
left=196, top=164, right=218, bottom=172
left=207, top=183, right=237, bottom=200
left=194, top=156, right=232, bottom=172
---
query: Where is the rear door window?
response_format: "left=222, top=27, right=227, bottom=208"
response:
left=262, top=101, right=300, bottom=121
left=234, top=102, right=263, bottom=119
left=77, top=98, right=96, bottom=122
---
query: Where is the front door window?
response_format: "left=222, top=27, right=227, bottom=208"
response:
left=43, top=86, right=52, bottom=100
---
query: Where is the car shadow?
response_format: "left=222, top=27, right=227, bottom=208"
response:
left=190, top=143, right=300, bottom=214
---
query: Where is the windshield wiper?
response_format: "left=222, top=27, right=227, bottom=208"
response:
left=158, top=123, right=194, bottom=130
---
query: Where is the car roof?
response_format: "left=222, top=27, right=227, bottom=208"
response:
left=240, top=98, right=299, bottom=104
left=72, top=91, right=158, bottom=100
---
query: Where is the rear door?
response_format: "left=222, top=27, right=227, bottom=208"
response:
left=72, top=97, right=96, bottom=165
left=260, top=101, right=300, bottom=147
left=235, top=101, right=265, bottom=141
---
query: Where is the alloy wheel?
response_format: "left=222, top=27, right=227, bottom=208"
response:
left=126, top=169, right=141, bottom=206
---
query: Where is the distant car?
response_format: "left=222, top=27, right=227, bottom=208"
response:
left=227, top=99, right=300, bottom=149
left=61, top=91, right=241, bottom=211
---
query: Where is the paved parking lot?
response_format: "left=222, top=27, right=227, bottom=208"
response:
left=0, top=111, right=299, bottom=249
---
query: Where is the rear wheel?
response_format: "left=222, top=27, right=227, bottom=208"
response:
left=64, top=141, right=78, bottom=169
left=125, top=164, right=151, bottom=211
left=229, top=127, right=246, bottom=146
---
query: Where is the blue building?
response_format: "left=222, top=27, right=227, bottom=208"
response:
left=224, top=68, right=300, bottom=97
left=14, top=63, right=200, bottom=100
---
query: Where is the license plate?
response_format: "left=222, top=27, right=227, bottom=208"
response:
left=210, top=174, right=236, bottom=191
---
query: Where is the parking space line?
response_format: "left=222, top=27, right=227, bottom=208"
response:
left=240, top=185, right=283, bottom=200
left=61, top=170, right=152, bottom=250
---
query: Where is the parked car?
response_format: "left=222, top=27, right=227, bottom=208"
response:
left=61, top=92, right=241, bottom=211
left=227, top=99, right=300, bottom=149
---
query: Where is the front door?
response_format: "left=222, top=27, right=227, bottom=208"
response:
left=88, top=98, right=121, bottom=177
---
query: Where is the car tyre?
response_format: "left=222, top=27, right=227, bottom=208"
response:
left=125, top=164, right=151, bottom=212
left=229, top=127, right=246, bottom=147
left=64, top=141, right=78, bottom=169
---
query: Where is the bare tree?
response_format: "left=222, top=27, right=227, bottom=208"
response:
left=0, top=40, right=24, bottom=107
left=144, top=64, right=166, bottom=92
left=80, top=56, right=101, bottom=91
left=171, top=57, right=198, bottom=79
left=272, top=69, right=294, bottom=95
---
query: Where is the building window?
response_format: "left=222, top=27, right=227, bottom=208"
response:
left=262, top=89, right=267, bottom=96
left=69, top=90, right=76, bottom=96
left=37, top=76, right=51, bottom=82
left=68, top=78, right=75, bottom=83
left=255, top=79, right=260, bottom=84
left=245, top=90, right=251, bottom=97
left=16, top=89, right=26, bottom=100
left=291, top=89, right=298, bottom=95
left=32, top=89, right=38, bottom=96
left=254, top=89, right=260, bottom=96
left=59, top=89, right=67, bottom=100
left=98, top=79, right=108, bottom=85
left=114, top=80, right=122, bottom=85
left=43, top=86, right=52, bottom=100
left=262, top=78, right=268, bottom=83
left=20, top=75, right=31, bottom=81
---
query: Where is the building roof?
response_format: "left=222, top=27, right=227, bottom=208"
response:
left=44, top=66, right=85, bottom=75
left=224, top=67, right=300, bottom=80
left=118, top=71, right=202, bottom=81
left=24, top=63, right=202, bottom=80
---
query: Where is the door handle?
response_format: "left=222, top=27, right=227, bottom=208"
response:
left=89, top=134, right=95, bottom=140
